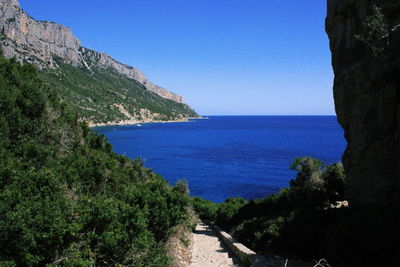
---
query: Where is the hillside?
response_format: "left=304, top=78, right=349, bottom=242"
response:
left=40, top=57, right=197, bottom=124
left=0, top=0, right=198, bottom=124
left=0, top=54, right=191, bottom=266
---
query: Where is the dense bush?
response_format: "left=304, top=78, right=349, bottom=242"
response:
left=0, top=55, right=190, bottom=266
left=193, top=158, right=398, bottom=266
left=289, top=157, right=346, bottom=207
left=215, top=197, right=247, bottom=228
left=192, top=157, right=348, bottom=264
left=191, top=197, right=218, bottom=221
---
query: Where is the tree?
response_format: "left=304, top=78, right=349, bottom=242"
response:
left=322, top=163, right=345, bottom=202
left=289, top=157, right=346, bottom=206
left=290, top=157, right=325, bottom=202
left=174, top=179, right=190, bottom=196
left=355, top=5, right=389, bottom=57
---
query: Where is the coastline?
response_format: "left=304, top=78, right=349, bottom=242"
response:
left=88, top=116, right=204, bottom=128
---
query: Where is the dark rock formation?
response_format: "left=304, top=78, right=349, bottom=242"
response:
left=0, top=0, right=184, bottom=103
left=326, top=0, right=400, bottom=206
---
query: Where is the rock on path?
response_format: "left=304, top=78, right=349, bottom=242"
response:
left=190, top=223, right=244, bottom=267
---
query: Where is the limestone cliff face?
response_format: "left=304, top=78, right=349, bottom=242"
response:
left=326, top=0, right=400, bottom=206
left=0, top=0, right=80, bottom=67
left=0, top=0, right=184, bottom=103
left=80, top=48, right=184, bottom=103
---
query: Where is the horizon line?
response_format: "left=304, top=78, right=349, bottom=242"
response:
left=199, top=114, right=337, bottom=117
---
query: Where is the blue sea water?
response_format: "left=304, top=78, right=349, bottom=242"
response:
left=94, top=116, right=346, bottom=202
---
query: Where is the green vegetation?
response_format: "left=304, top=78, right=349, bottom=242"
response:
left=355, top=5, right=389, bottom=57
left=191, top=197, right=247, bottom=225
left=0, top=54, right=192, bottom=266
left=193, top=157, right=347, bottom=264
left=193, top=155, right=400, bottom=266
left=39, top=57, right=198, bottom=124
left=2, top=42, right=398, bottom=266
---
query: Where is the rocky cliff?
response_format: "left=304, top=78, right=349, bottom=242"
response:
left=0, top=0, right=183, bottom=103
left=326, top=0, right=400, bottom=206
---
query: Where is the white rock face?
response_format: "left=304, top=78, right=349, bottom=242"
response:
left=0, top=0, right=184, bottom=103
left=80, top=48, right=184, bottom=103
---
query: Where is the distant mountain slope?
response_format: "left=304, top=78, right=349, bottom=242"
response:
left=0, top=0, right=198, bottom=124
left=40, top=57, right=198, bottom=124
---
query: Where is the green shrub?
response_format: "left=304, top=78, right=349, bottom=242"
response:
left=216, top=197, right=247, bottom=228
left=173, top=179, right=190, bottom=196
left=192, top=157, right=348, bottom=264
left=289, top=157, right=346, bottom=206
left=0, top=56, right=189, bottom=266
left=191, top=197, right=219, bottom=221
left=322, top=163, right=345, bottom=202
left=354, top=4, right=389, bottom=57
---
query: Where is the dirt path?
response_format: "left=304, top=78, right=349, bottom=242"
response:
left=189, top=222, right=244, bottom=267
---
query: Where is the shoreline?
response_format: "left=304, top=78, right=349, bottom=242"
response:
left=88, top=116, right=204, bottom=128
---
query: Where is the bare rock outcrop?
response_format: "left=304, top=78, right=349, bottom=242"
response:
left=326, top=0, right=400, bottom=206
left=0, top=0, right=184, bottom=103
left=81, top=48, right=184, bottom=103
left=0, top=0, right=80, bottom=67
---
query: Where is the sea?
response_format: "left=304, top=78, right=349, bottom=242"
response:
left=94, top=116, right=346, bottom=202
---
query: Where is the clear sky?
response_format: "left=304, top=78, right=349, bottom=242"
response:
left=19, top=0, right=334, bottom=115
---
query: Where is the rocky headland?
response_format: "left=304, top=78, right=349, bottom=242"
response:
left=0, top=0, right=198, bottom=124
left=0, top=0, right=183, bottom=103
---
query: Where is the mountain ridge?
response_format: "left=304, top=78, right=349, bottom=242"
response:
left=38, top=55, right=198, bottom=124
left=0, top=0, right=184, bottom=103
left=0, top=0, right=186, bottom=104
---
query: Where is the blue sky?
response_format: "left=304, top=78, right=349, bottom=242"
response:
left=19, top=0, right=334, bottom=115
